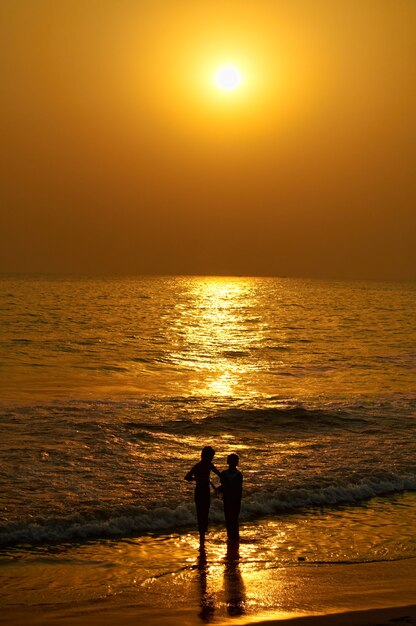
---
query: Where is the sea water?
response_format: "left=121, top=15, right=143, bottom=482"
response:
left=1, top=275, right=415, bottom=617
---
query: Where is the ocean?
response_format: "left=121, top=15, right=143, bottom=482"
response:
left=1, top=275, right=415, bottom=621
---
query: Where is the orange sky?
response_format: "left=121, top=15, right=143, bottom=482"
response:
left=1, top=0, right=415, bottom=280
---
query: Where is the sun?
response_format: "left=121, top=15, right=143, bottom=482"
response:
left=214, top=64, right=243, bottom=91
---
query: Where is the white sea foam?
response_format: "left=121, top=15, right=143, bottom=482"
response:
left=1, top=472, right=415, bottom=547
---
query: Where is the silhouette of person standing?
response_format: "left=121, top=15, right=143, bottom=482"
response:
left=185, top=446, right=220, bottom=545
left=220, top=454, right=243, bottom=541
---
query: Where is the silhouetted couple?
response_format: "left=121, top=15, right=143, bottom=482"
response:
left=185, top=446, right=243, bottom=545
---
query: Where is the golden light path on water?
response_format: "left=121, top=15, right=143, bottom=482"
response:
left=184, top=278, right=262, bottom=397
left=1, top=275, right=415, bottom=403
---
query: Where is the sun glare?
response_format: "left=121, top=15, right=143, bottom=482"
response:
left=214, top=64, right=242, bottom=91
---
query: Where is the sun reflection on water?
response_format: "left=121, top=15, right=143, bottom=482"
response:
left=185, top=277, right=259, bottom=397
left=205, top=371, right=235, bottom=396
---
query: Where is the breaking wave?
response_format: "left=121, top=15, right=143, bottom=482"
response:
left=1, top=471, right=415, bottom=548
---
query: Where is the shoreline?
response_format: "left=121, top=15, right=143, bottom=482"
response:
left=247, top=605, right=416, bottom=626
left=1, top=555, right=415, bottom=626
left=1, top=603, right=415, bottom=626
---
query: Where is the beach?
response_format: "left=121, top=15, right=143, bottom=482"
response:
left=1, top=275, right=415, bottom=625
left=1, top=546, right=415, bottom=625
left=1, top=510, right=416, bottom=626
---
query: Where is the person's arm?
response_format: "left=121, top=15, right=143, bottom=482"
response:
left=210, top=463, right=221, bottom=479
left=214, top=470, right=224, bottom=495
left=184, top=464, right=196, bottom=481
left=210, top=480, right=221, bottom=496
left=237, top=472, right=243, bottom=498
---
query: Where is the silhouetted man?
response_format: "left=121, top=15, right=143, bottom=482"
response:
left=185, top=446, right=220, bottom=545
left=220, top=454, right=243, bottom=541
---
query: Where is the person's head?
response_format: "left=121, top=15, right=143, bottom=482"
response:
left=227, top=453, right=239, bottom=469
left=201, top=446, right=215, bottom=462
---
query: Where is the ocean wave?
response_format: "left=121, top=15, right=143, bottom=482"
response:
left=1, top=472, right=415, bottom=548
left=204, top=406, right=365, bottom=430
left=124, top=406, right=372, bottom=435
left=240, top=473, right=416, bottom=516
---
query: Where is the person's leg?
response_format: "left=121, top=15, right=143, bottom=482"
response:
left=224, top=500, right=240, bottom=540
left=224, top=501, right=234, bottom=538
left=196, top=490, right=210, bottom=543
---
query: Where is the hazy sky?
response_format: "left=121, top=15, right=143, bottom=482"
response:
left=1, top=0, right=415, bottom=280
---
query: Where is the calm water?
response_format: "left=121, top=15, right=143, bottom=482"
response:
left=1, top=275, right=415, bottom=616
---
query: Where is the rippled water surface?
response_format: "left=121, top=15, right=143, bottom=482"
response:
left=1, top=275, right=415, bottom=401
left=0, top=275, right=415, bottom=558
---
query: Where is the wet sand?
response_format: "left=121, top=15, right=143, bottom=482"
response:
left=2, top=604, right=415, bottom=626
left=249, top=606, right=416, bottom=626
left=1, top=555, right=415, bottom=626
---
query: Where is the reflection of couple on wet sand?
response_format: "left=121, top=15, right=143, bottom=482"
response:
left=197, top=538, right=245, bottom=621
left=185, top=446, right=243, bottom=545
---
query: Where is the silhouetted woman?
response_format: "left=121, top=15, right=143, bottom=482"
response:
left=185, top=446, right=221, bottom=545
